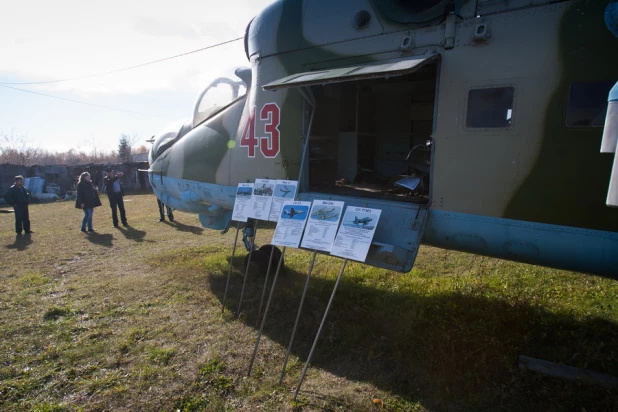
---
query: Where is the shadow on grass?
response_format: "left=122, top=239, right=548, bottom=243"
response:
left=84, top=232, right=114, bottom=247
left=5, top=234, right=33, bottom=251
left=209, top=257, right=618, bottom=412
left=118, top=225, right=151, bottom=243
left=163, top=220, right=203, bottom=235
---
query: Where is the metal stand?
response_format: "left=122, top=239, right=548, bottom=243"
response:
left=237, top=220, right=258, bottom=318
left=293, top=259, right=348, bottom=401
left=221, top=222, right=241, bottom=314
left=247, top=247, right=287, bottom=377
left=256, top=246, right=277, bottom=327
left=278, top=250, right=317, bottom=384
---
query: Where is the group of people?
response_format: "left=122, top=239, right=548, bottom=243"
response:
left=75, top=167, right=128, bottom=232
left=5, top=168, right=175, bottom=235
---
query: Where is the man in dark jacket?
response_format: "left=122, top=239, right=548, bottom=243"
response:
left=4, top=175, right=32, bottom=235
left=103, top=167, right=128, bottom=227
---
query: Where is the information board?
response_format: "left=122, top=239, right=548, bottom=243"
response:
left=300, top=200, right=345, bottom=252
left=249, top=178, right=275, bottom=220
left=271, top=200, right=311, bottom=248
left=231, top=183, right=254, bottom=222
left=269, top=180, right=299, bottom=222
left=330, top=206, right=382, bottom=262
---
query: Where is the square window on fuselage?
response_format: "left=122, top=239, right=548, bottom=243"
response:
left=466, top=87, right=514, bottom=129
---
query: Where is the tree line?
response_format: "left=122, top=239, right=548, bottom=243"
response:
left=0, top=131, right=149, bottom=166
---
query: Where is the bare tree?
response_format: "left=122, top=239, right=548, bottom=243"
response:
left=0, top=129, right=119, bottom=166
left=84, top=136, right=101, bottom=164
left=0, top=130, right=42, bottom=166
left=122, top=132, right=139, bottom=148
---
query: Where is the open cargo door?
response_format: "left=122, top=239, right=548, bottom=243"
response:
left=263, top=54, right=438, bottom=272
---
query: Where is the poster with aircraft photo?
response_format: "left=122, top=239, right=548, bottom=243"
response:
left=330, top=206, right=382, bottom=262
left=271, top=200, right=311, bottom=248
left=268, top=180, right=298, bottom=222
left=232, top=183, right=254, bottom=222
left=249, top=178, right=275, bottom=221
left=300, top=200, right=345, bottom=252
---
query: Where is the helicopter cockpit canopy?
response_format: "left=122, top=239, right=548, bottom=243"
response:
left=149, top=117, right=193, bottom=163
left=192, top=66, right=251, bottom=127
left=150, top=67, right=251, bottom=162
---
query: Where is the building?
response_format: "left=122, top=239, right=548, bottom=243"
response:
left=0, top=162, right=152, bottom=200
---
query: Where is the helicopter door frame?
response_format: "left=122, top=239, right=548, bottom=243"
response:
left=262, top=54, right=439, bottom=272
left=264, top=52, right=440, bottom=202
left=297, top=86, right=316, bottom=193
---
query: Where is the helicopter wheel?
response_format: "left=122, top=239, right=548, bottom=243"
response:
left=243, top=249, right=270, bottom=276
left=258, top=244, right=284, bottom=273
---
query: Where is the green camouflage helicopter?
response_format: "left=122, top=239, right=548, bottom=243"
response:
left=148, top=0, right=618, bottom=278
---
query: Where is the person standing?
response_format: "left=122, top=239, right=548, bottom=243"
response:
left=4, top=175, right=32, bottom=236
left=103, top=168, right=128, bottom=227
left=75, top=172, right=102, bottom=232
left=157, top=198, right=174, bottom=222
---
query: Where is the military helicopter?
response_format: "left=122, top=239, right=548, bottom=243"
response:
left=311, top=207, right=339, bottom=220
left=148, top=0, right=618, bottom=279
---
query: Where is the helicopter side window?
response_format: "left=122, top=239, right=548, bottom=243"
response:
left=566, top=81, right=614, bottom=127
left=465, top=87, right=514, bottom=129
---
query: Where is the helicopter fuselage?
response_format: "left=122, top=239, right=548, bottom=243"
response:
left=149, top=0, right=618, bottom=278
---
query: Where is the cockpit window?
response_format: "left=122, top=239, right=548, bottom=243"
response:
left=193, top=70, right=249, bottom=127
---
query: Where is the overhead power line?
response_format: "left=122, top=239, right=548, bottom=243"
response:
left=0, top=37, right=243, bottom=86
left=0, top=84, right=159, bottom=117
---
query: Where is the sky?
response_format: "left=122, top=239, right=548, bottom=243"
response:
left=0, top=0, right=275, bottom=153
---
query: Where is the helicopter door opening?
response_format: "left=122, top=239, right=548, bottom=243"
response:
left=263, top=55, right=438, bottom=272
left=264, top=54, right=438, bottom=204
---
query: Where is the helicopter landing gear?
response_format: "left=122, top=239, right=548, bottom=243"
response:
left=243, top=244, right=284, bottom=276
left=239, top=218, right=284, bottom=275
left=241, top=221, right=258, bottom=252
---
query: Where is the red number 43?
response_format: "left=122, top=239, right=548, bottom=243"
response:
left=240, top=103, right=280, bottom=158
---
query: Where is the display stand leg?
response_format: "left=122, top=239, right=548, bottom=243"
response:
left=293, top=259, right=348, bottom=400
left=278, top=251, right=317, bottom=384
left=247, top=247, right=287, bottom=377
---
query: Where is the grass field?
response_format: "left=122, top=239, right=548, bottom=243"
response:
left=0, top=193, right=616, bottom=411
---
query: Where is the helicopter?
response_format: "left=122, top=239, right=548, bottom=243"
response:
left=148, top=0, right=618, bottom=279
left=311, top=207, right=339, bottom=220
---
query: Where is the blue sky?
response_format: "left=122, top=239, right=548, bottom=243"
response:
left=0, top=0, right=274, bottom=152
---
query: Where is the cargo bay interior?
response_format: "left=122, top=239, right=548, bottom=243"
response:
left=307, top=62, right=437, bottom=204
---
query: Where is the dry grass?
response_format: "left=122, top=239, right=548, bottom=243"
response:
left=0, top=193, right=617, bottom=411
